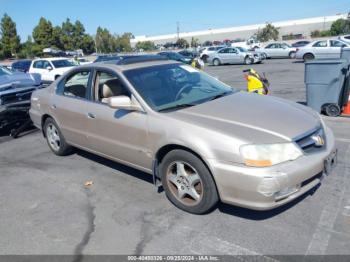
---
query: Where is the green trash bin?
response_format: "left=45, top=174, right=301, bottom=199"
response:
left=305, top=59, right=348, bottom=116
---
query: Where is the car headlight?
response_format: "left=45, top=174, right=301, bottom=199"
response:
left=240, top=143, right=303, bottom=167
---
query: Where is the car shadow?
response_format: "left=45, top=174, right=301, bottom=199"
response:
left=218, top=184, right=321, bottom=220
left=0, top=122, right=38, bottom=140
left=76, top=149, right=154, bottom=185
left=293, top=60, right=304, bottom=64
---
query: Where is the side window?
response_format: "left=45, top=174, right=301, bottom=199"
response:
left=94, top=71, right=129, bottom=103
left=330, top=40, right=346, bottom=47
left=265, top=44, right=274, bottom=49
left=42, top=61, right=51, bottom=69
left=228, top=48, right=237, bottom=53
left=313, top=41, right=327, bottom=47
left=62, top=71, right=90, bottom=99
left=33, top=61, right=43, bottom=69
left=218, top=48, right=227, bottom=53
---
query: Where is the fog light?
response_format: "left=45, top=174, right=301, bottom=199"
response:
left=274, top=184, right=300, bottom=200
left=257, top=177, right=280, bottom=197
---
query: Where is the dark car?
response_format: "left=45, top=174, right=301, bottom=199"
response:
left=158, top=52, right=192, bottom=64
left=178, top=49, right=198, bottom=59
left=93, top=55, right=121, bottom=63
left=0, top=66, right=42, bottom=130
left=291, top=40, right=311, bottom=48
left=11, top=59, right=32, bottom=73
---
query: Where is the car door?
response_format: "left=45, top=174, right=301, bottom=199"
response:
left=217, top=48, right=230, bottom=63
left=329, top=40, right=347, bottom=59
left=50, top=69, right=92, bottom=147
left=280, top=43, right=291, bottom=57
left=227, top=48, right=241, bottom=64
left=85, top=69, right=152, bottom=170
left=31, top=60, right=48, bottom=81
left=312, top=40, right=328, bottom=59
left=264, top=44, right=276, bottom=57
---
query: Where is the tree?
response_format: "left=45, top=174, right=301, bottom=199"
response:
left=114, top=32, right=133, bottom=52
left=256, top=23, right=279, bottom=42
left=0, top=13, right=21, bottom=58
left=190, top=37, right=199, bottom=48
left=175, top=38, right=189, bottom=48
left=330, top=19, right=350, bottom=36
left=32, top=17, right=56, bottom=48
left=95, top=27, right=116, bottom=53
left=135, top=41, right=155, bottom=51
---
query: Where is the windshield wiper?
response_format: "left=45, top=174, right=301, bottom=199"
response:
left=208, top=91, right=233, bottom=101
left=158, top=103, right=196, bottom=112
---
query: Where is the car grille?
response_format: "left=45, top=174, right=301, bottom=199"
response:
left=294, top=127, right=326, bottom=154
left=0, top=88, right=35, bottom=106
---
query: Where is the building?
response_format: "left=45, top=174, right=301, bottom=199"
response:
left=131, top=13, right=349, bottom=47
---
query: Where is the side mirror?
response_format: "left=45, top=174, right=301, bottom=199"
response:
left=104, top=95, right=143, bottom=111
left=46, top=66, right=53, bottom=71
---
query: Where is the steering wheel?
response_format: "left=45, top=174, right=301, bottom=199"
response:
left=175, top=83, right=193, bottom=101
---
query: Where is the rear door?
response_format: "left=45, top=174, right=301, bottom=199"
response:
left=227, top=48, right=242, bottom=64
left=329, top=40, right=347, bottom=58
left=85, top=69, right=152, bottom=170
left=50, top=69, right=92, bottom=147
left=217, top=48, right=230, bottom=63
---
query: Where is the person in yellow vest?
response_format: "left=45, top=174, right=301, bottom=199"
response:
left=243, top=68, right=269, bottom=95
left=191, top=56, right=204, bottom=70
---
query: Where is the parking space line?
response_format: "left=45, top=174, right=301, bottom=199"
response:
left=335, top=138, right=350, bottom=143
left=305, top=144, right=350, bottom=255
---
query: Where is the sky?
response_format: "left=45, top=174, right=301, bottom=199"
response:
left=1, top=0, right=350, bottom=41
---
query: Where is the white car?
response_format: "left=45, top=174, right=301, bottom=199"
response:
left=338, top=35, right=350, bottom=44
left=260, top=42, right=297, bottom=59
left=295, top=39, right=349, bottom=61
left=199, top=46, right=226, bottom=62
left=29, top=58, right=76, bottom=83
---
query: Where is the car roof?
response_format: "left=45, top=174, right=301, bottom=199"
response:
left=33, top=57, right=69, bottom=61
left=80, top=59, right=180, bottom=72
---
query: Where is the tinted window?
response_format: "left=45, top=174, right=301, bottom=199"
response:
left=218, top=48, right=228, bottom=53
left=0, top=66, right=13, bottom=76
left=51, top=59, right=75, bottom=68
left=42, top=60, right=51, bottom=69
left=62, top=71, right=90, bottom=99
left=33, top=60, right=44, bottom=69
left=345, top=36, right=350, bottom=40
left=313, top=41, right=327, bottom=47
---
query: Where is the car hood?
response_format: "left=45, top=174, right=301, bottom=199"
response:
left=0, top=72, right=41, bottom=91
left=169, top=92, right=320, bottom=143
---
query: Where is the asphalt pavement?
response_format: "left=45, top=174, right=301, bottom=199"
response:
left=0, top=59, right=350, bottom=258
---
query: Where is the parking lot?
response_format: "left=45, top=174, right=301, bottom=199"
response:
left=1, top=59, right=350, bottom=257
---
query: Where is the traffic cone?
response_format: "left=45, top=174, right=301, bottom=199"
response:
left=342, top=94, right=350, bottom=116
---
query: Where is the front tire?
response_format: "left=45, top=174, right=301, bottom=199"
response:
left=289, top=51, right=296, bottom=59
left=213, top=58, right=220, bottom=66
left=44, top=118, right=73, bottom=156
left=160, top=150, right=219, bottom=214
left=244, top=56, right=253, bottom=65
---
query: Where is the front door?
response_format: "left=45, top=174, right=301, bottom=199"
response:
left=51, top=69, right=92, bottom=146
left=86, top=70, right=152, bottom=171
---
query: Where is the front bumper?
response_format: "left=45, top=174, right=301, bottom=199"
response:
left=208, top=127, right=336, bottom=210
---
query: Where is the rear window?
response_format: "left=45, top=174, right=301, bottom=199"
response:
left=51, top=59, right=75, bottom=68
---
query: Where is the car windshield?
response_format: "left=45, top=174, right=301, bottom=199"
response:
left=51, top=59, right=75, bottom=68
left=0, top=66, right=13, bottom=76
left=124, top=63, right=236, bottom=112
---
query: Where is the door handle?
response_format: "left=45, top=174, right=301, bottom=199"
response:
left=87, top=112, right=96, bottom=119
left=50, top=104, right=57, bottom=109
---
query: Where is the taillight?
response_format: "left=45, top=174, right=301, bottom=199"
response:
left=296, top=48, right=299, bottom=53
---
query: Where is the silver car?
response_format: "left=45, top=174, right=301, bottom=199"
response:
left=295, top=39, right=349, bottom=61
left=260, top=42, right=297, bottom=59
left=30, top=57, right=337, bottom=214
left=207, top=47, right=261, bottom=66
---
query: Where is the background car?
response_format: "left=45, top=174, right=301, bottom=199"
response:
left=158, top=51, right=192, bottom=64
left=93, top=55, right=121, bottom=63
left=199, top=46, right=226, bottom=62
left=11, top=59, right=32, bottom=73
left=207, top=47, right=259, bottom=66
left=291, top=40, right=311, bottom=48
left=260, top=42, right=297, bottom=58
left=178, top=49, right=199, bottom=59
left=295, top=39, right=349, bottom=61
left=29, top=57, right=76, bottom=83
left=338, top=35, right=350, bottom=44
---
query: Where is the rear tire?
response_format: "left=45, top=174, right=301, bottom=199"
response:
left=55, top=75, right=60, bottom=80
left=160, top=149, right=219, bottom=214
left=44, top=117, right=73, bottom=156
left=213, top=58, right=220, bottom=66
left=303, top=53, right=315, bottom=61
left=324, top=103, right=341, bottom=117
